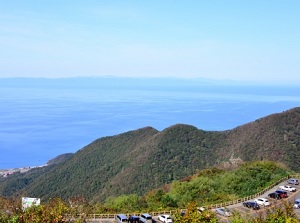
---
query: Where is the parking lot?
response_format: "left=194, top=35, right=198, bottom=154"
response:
left=216, top=179, right=300, bottom=222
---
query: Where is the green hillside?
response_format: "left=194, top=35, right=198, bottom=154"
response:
left=0, top=107, right=299, bottom=202
left=104, top=161, right=291, bottom=211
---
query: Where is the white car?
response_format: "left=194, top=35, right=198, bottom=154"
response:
left=254, top=198, right=270, bottom=206
left=279, top=185, right=296, bottom=192
left=197, top=207, right=205, bottom=212
left=158, top=214, right=173, bottom=223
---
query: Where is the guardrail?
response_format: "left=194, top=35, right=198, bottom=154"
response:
left=70, top=174, right=300, bottom=220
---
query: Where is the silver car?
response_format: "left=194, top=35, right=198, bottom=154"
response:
left=215, top=207, right=232, bottom=217
left=294, top=199, right=300, bottom=208
left=287, top=178, right=299, bottom=185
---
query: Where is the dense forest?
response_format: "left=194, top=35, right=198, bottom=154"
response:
left=104, top=161, right=291, bottom=212
left=0, top=107, right=299, bottom=203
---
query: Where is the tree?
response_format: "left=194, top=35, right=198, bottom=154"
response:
left=173, top=202, right=217, bottom=223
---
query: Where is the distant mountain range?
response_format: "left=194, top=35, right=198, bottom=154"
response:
left=1, top=76, right=299, bottom=94
left=0, top=107, right=299, bottom=202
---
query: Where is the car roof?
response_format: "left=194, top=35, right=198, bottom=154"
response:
left=295, top=199, right=300, bottom=202
left=117, top=214, right=128, bottom=219
left=246, top=201, right=257, bottom=204
left=142, top=213, right=152, bottom=217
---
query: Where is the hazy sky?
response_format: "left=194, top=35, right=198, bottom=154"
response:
left=1, top=1, right=299, bottom=84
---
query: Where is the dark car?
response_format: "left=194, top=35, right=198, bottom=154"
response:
left=139, top=213, right=152, bottom=223
left=128, top=216, right=139, bottom=223
left=275, top=190, right=288, bottom=198
left=243, top=201, right=260, bottom=210
left=268, top=192, right=282, bottom=200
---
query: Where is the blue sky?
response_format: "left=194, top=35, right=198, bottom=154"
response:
left=0, top=1, right=299, bottom=84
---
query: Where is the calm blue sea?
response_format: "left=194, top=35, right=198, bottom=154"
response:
left=1, top=82, right=300, bottom=169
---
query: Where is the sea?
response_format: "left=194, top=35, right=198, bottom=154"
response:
left=1, top=78, right=300, bottom=169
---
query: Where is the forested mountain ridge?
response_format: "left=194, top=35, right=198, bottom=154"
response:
left=46, top=153, right=74, bottom=165
left=223, top=107, right=300, bottom=170
left=0, top=107, right=299, bottom=202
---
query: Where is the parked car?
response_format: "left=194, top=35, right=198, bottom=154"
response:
left=128, top=215, right=139, bottom=223
left=215, top=207, right=232, bottom=217
left=287, top=178, right=299, bottom=185
left=254, top=198, right=270, bottom=206
left=275, top=190, right=288, bottom=198
left=197, top=207, right=205, bottom=212
left=294, top=199, right=300, bottom=209
left=279, top=185, right=296, bottom=192
left=139, top=213, right=152, bottom=223
left=115, top=214, right=128, bottom=223
left=158, top=214, right=172, bottom=223
left=243, top=201, right=260, bottom=210
left=268, top=192, right=282, bottom=199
